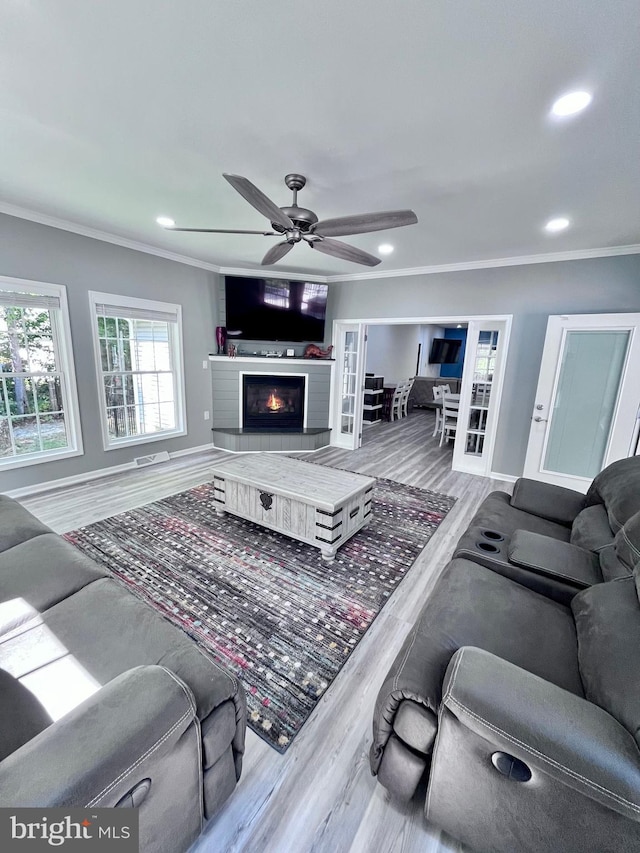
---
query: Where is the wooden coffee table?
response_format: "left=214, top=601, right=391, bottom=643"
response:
left=210, top=454, right=375, bottom=561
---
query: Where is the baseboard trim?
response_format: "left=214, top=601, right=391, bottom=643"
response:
left=213, top=445, right=329, bottom=456
left=5, top=443, right=215, bottom=499
left=489, top=471, right=519, bottom=483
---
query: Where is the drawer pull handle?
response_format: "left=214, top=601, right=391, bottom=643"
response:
left=260, top=492, right=273, bottom=511
left=350, top=507, right=360, bottom=519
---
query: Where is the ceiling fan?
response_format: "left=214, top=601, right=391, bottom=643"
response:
left=162, top=173, right=418, bottom=267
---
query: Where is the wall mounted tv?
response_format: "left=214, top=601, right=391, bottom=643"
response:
left=224, top=276, right=328, bottom=343
left=429, top=338, right=462, bottom=364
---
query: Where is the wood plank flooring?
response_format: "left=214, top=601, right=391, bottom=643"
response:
left=20, top=411, right=512, bottom=853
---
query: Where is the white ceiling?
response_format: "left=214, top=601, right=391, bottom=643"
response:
left=1, top=0, right=639, bottom=277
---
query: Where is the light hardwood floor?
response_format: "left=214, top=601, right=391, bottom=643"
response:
left=21, top=411, right=513, bottom=853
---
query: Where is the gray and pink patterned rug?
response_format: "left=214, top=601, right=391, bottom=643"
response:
left=64, top=476, right=455, bottom=752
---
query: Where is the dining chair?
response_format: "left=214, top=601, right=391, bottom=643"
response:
left=400, top=378, right=415, bottom=418
left=432, top=384, right=454, bottom=437
left=439, top=393, right=459, bottom=447
left=390, top=382, right=407, bottom=421
left=432, top=385, right=443, bottom=436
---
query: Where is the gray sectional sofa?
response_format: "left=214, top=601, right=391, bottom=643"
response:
left=0, top=495, right=246, bottom=853
left=370, top=456, right=640, bottom=853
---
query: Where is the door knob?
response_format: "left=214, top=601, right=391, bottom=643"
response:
left=533, top=416, right=548, bottom=422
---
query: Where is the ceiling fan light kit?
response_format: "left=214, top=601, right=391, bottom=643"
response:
left=162, top=172, right=418, bottom=266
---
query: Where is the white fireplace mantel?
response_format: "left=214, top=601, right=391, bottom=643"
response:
left=209, top=355, right=333, bottom=367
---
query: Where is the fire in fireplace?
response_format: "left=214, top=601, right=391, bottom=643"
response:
left=242, top=374, right=305, bottom=431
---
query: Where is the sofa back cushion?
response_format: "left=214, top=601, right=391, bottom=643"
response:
left=585, top=455, right=640, bottom=533
left=615, top=510, right=640, bottom=573
left=572, top=576, right=640, bottom=745
left=569, top=504, right=630, bottom=580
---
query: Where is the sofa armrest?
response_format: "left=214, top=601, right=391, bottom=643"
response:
left=440, top=647, right=640, bottom=820
left=508, top=530, right=602, bottom=588
left=0, top=665, right=199, bottom=808
left=510, top=478, right=585, bottom=526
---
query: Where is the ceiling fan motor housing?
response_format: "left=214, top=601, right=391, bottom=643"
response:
left=274, top=206, right=318, bottom=234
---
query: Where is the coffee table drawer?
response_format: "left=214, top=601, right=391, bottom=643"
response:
left=215, top=477, right=317, bottom=540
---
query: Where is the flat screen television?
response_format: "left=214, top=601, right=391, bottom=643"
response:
left=224, top=276, right=328, bottom=343
left=429, top=338, right=462, bottom=364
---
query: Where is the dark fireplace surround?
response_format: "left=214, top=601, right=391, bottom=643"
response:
left=242, top=374, right=305, bottom=432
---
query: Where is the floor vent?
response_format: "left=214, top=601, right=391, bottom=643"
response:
left=133, top=451, right=171, bottom=468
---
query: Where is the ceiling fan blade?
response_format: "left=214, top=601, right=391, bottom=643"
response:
left=167, top=228, right=277, bottom=235
left=310, top=238, right=381, bottom=267
left=223, top=173, right=294, bottom=230
left=261, top=241, right=295, bottom=266
left=313, top=209, right=418, bottom=237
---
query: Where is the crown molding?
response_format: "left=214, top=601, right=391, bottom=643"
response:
left=2, top=201, right=639, bottom=283
left=326, top=243, right=640, bottom=281
left=0, top=202, right=223, bottom=273
left=218, top=265, right=328, bottom=283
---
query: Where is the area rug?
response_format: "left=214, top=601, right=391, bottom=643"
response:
left=64, top=477, right=455, bottom=752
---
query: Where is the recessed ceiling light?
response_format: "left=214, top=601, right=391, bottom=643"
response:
left=551, top=91, right=592, bottom=117
left=378, top=244, right=394, bottom=255
left=544, top=217, right=571, bottom=233
left=156, top=216, right=175, bottom=228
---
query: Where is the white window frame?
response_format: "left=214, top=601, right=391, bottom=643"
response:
left=88, top=291, right=187, bottom=451
left=0, top=275, right=83, bottom=470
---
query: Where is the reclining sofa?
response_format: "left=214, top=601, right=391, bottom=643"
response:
left=370, top=456, right=640, bottom=853
left=0, top=495, right=246, bottom=853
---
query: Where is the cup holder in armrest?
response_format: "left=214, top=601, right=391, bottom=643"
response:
left=481, top=529, right=505, bottom=542
left=476, top=541, right=501, bottom=554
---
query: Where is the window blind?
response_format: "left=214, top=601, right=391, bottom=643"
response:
left=93, top=302, right=179, bottom=323
left=0, top=290, right=61, bottom=310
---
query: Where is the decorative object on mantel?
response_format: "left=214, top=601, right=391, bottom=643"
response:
left=65, top=475, right=455, bottom=752
left=227, top=343, right=237, bottom=358
left=286, top=348, right=295, bottom=357
left=215, top=325, right=226, bottom=354
left=303, top=343, right=333, bottom=359
left=159, top=172, right=418, bottom=267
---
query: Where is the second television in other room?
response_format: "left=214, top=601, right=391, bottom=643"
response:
left=428, top=337, right=462, bottom=364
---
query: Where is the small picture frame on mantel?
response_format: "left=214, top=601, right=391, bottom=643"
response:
left=286, top=348, right=295, bottom=357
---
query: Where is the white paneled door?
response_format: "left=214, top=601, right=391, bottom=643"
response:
left=524, top=314, right=640, bottom=492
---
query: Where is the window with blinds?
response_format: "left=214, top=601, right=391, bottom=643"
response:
left=88, top=292, right=185, bottom=449
left=0, top=279, right=82, bottom=467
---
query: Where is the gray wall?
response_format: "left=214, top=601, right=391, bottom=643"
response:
left=0, top=213, right=220, bottom=492
left=328, top=255, right=640, bottom=475
left=365, top=324, right=421, bottom=383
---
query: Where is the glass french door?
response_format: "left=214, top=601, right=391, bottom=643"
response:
left=524, top=314, right=640, bottom=491
left=452, top=319, right=510, bottom=476
left=332, top=323, right=367, bottom=450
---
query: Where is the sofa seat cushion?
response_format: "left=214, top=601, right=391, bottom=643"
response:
left=406, top=559, right=584, bottom=705
left=0, top=535, right=107, bottom=631
left=0, top=667, right=52, bottom=761
left=467, top=492, right=572, bottom=541
left=0, top=578, right=242, bottom=728
left=371, top=559, right=583, bottom=777
left=572, top=576, right=640, bottom=745
left=0, top=496, right=51, bottom=554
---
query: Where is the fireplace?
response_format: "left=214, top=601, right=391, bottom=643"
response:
left=242, top=374, right=305, bottom=432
